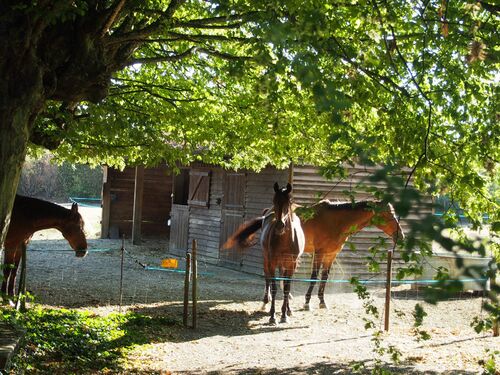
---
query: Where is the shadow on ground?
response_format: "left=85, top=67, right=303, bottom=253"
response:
left=128, top=300, right=309, bottom=342
left=122, top=360, right=480, bottom=375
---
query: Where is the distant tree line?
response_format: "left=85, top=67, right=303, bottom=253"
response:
left=17, top=154, right=103, bottom=202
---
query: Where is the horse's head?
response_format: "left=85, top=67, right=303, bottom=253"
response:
left=273, top=182, right=293, bottom=235
left=62, top=203, right=88, bottom=257
left=376, top=203, right=405, bottom=244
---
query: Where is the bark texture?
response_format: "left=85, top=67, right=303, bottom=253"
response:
left=0, top=9, right=45, bottom=246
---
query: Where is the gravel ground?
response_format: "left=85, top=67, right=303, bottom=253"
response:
left=16, top=206, right=499, bottom=374
left=20, top=237, right=497, bottom=374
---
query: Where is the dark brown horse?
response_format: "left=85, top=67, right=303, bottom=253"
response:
left=224, top=199, right=404, bottom=311
left=224, top=183, right=305, bottom=324
left=2, top=195, right=88, bottom=297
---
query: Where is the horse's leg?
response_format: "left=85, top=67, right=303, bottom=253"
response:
left=269, top=272, right=278, bottom=325
left=318, top=254, right=337, bottom=309
left=262, top=277, right=271, bottom=311
left=1, top=264, right=10, bottom=298
left=281, top=268, right=293, bottom=323
left=1, top=254, right=10, bottom=295
left=277, top=266, right=293, bottom=301
left=8, top=253, right=22, bottom=298
left=2, top=247, right=21, bottom=298
left=16, top=243, right=28, bottom=311
left=304, top=251, right=323, bottom=311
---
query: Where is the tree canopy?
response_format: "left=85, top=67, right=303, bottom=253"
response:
left=0, top=0, right=498, bottom=241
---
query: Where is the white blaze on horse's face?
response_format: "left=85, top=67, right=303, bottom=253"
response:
left=273, top=182, right=292, bottom=235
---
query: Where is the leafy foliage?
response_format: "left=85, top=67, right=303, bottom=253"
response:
left=0, top=1, right=496, bottom=231
left=350, top=277, right=402, bottom=373
left=11, top=1, right=493, bottom=233
left=18, top=153, right=103, bottom=201
left=1, top=306, right=178, bottom=374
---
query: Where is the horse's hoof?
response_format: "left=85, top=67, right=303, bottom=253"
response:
left=261, top=303, right=268, bottom=311
left=269, top=317, right=277, bottom=325
left=319, top=302, right=328, bottom=309
left=304, top=303, right=312, bottom=311
left=280, top=316, right=288, bottom=324
left=287, top=310, right=292, bottom=317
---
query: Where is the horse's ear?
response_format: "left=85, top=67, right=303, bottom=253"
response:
left=71, top=203, right=79, bottom=214
left=273, top=182, right=280, bottom=193
left=286, top=183, right=292, bottom=193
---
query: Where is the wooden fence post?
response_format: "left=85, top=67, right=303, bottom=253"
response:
left=132, top=166, right=144, bottom=245
left=183, top=252, right=192, bottom=327
left=491, top=272, right=499, bottom=337
left=384, top=248, right=393, bottom=331
left=192, top=239, right=198, bottom=329
left=119, top=236, right=125, bottom=313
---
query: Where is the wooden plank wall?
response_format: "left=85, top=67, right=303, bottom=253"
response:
left=217, top=164, right=432, bottom=284
left=292, top=165, right=433, bottom=282
left=224, top=167, right=289, bottom=275
left=187, top=168, right=224, bottom=260
left=169, top=163, right=432, bottom=287
left=102, top=166, right=173, bottom=239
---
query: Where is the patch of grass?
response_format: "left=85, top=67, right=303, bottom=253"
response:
left=1, top=306, right=179, bottom=374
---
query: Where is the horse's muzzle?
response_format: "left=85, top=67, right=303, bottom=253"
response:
left=75, top=250, right=88, bottom=258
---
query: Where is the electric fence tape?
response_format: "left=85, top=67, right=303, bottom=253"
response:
left=26, top=247, right=489, bottom=286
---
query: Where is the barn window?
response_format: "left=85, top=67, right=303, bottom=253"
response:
left=188, top=169, right=211, bottom=208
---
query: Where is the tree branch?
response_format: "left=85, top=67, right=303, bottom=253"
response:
left=197, top=47, right=252, bottom=61
left=127, top=47, right=196, bottom=65
left=106, top=0, right=186, bottom=44
left=126, top=46, right=252, bottom=65
left=405, top=103, right=433, bottom=189
left=166, top=31, right=252, bottom=43
left=101, top=0, right=127, bottom=37
left=329, top=36, right=411, bottom=97
left=173, top=11, right=261, bottom=29
left=478, top=1, right=500, bottom=14
left=113, top=77, right=193, bottom=93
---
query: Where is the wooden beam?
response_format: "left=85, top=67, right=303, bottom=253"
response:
left=132, top=166, right=145, bottom=245
left=100, top=166, right=111, bottom=239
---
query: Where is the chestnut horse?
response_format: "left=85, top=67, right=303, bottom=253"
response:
left=224, top=199, right=403, bottom=311
left=297, top=200, right=404, bottom=310
left=224, top=183, right=305, bottom=324
left=2, top=195, right=88, bottom=297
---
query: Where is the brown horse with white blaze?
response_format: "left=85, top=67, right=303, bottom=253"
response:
left=2, top=195, right=88, bottom=297
left=224, top=199, right=404, bottom=311
left=224, top=183, right=305, bottom=324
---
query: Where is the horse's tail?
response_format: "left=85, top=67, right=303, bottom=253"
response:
left=386, top=202, right=405, bottom=242
left=222, top=216, right=263, bottom=250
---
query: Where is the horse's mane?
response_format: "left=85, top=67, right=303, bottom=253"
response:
left=14, top=195, right=73, bottom=219
left=316, top=199, right=385, bottom=210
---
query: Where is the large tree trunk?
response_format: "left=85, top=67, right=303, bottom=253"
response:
left=0, top=18, right=45, bottom=248
left=0, top=100, right=42, bottom=247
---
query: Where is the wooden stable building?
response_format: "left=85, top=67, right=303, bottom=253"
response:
left=101, top=165, right=173, bottom=241
left=168, top=163, right=432, bottom=281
